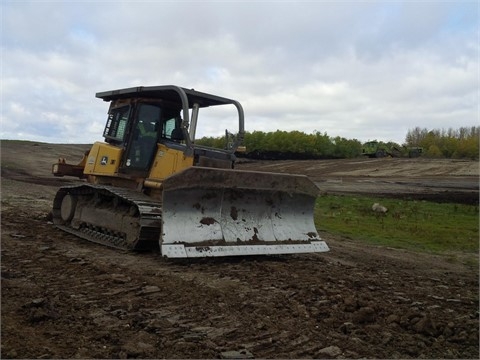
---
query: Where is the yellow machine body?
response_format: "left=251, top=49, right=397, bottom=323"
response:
left=148, top=143, right=194, bottom=180
left=82, top=141, right=193, bottom=184
left=83, top=142, right=122, bottom=175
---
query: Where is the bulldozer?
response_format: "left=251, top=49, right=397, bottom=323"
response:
left=52, top=85, right=329, bottom=258
left=361, top=141, right=402, bottom=158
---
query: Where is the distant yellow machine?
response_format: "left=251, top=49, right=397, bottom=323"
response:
left=52, top=86, right=329, bottom=258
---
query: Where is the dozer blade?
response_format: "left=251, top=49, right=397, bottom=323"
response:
left=160, top=167, right=329, bottom=258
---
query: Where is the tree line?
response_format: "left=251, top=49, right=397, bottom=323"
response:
left=404, top=126, right=479, bottom=159
left=195, top=126, right=479, bottom=160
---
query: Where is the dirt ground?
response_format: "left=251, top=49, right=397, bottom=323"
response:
left=1, top=141, right=479, bottom=359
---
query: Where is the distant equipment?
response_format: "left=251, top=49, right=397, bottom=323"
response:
left=361, top=141, right=423, bottom=158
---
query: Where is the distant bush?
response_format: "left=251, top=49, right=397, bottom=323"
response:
left=195, top=126, right=479, bottom=160
left=405, top=126, right=479, bottom=160
left=196, top=130, right=362, bottom=159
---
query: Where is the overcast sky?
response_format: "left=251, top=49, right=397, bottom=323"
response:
left=2, top=1, right=478, bottom=145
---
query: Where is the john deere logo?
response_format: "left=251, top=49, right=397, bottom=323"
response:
left=100, top=156, right=108, bottom=165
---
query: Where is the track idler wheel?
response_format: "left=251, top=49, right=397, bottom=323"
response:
left=60, top=194, right=77, bottom=222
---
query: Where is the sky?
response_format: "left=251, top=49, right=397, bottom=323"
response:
left=1, top=0, right=478, bottom=145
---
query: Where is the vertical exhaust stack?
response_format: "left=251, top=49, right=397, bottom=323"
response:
left=160, top=167, right=329, bottom=258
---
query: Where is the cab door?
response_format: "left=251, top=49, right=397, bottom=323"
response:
left=122, top=103, right=161, bottom=172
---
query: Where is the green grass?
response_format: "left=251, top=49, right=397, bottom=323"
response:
left=314, top=194, right=479, bottom=254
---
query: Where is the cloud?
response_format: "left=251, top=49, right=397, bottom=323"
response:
left=1, top=1, right=478, bottom=145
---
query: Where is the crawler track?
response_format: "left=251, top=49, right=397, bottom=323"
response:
left=52, top=185, right=162, bottom=250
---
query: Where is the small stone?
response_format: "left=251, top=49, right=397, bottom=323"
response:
left=372, top=203, right=388, bottom=213
left=352, top=307, right=376, bottom=324
left=183, top=331, right=206, bottom=342
left=339, top=322, right=355, bottom=334
left=343, top=296, right=357, bottom=312
left=141, top=285, right=161, bottom=294
left=386, top=314, right=399, bottom=324
left=21, top=297, right=46, bottom=309
left=414, top=315, right=437, bottom=336
left=7, top=349, right=18, bottom=358
left=381, top=331, right=393, bottom=345
left=220, top=349, right=254, bottom=359
left=11, top=233, right=27, bottom=238
left=443, top=326, right=454, bottom=337
left=317, top=345, right=342, bottom=358
left=446, top=298, right=462, bottom=303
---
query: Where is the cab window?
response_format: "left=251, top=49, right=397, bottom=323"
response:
left=163, top=118, right=175, bottom=139
left=162, top=116, right=184, bottom=141
left=103, top=106, right=130, bottom=143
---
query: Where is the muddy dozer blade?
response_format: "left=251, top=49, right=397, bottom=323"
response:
left=160, top=167, right=329, bottom=258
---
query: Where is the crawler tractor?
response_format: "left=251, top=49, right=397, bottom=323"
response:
left=362, top=141, right=424, bottom=158
left=52, top=86, right=329, bottom=258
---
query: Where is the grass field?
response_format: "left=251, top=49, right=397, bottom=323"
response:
left=315, top=194, right=479, bottom=254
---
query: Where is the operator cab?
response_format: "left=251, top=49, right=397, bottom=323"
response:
left=102, top=100, right=187, bottom=173
left=97, top=85, right=245, bottom=175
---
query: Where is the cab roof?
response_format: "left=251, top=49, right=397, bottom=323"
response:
left=95, top=85, right=236, bottom=108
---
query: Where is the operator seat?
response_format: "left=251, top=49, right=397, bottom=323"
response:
left=171, top=126, right=184, bottom=141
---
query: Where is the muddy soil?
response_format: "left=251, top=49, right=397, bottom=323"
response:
left=1, top=141, right=479, bottom=359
